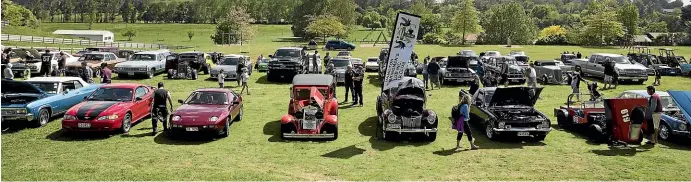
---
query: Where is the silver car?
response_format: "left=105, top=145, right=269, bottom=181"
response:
left=114, top=50, right=171, bottom=78
left=533, top=60, right=573, bottom=85
left=330, top=58, right=352, bottom=83
left=211, top=54, right=249, bottom=80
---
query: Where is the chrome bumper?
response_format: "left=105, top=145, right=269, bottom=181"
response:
left=672, top=130, right=691, bottom=137
left=2, top=114, right=34, bottom=121
left=282, top=133, right=335, bottom=138
left=617, top=76, right=648, bottom=80
left=493, top=127, right=552, bottom=132
left=444, top=77, right=474, bottom=82
left=384, top=127, right=438, bottom=134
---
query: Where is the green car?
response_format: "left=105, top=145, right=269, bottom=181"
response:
left=257, top=58, right=270, bottom=72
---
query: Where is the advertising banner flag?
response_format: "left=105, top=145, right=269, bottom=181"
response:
left=383, top=12, right=421, bottom=90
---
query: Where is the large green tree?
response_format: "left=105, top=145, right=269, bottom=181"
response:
left=305, top=15, right=347, bottom=42
left=480, top=2, right=538, bottom=44
left=582, top=11, right=624, bottom=45
left=450, top=0, right=482, bottom=44
left=617, top=3, right=640, bottom=37
left=210, top=5, right=255, bottom=44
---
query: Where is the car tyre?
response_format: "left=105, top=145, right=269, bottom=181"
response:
left=220, top=118, right=230, bottom=138
left=534, top=134, right=547, bottom=141
left=659, top=123, right=671, bottom=141
left=347, top=47, right=353, bottom=51
left=235, top=106, right=243, bottom=121
left=121, top=113, right=132, bottom=133
left=427, top=132, right=437, bottom=141
left=147, top=69, right=155, bottom=79
left=35, top=108, right=50, bottom=127
left=556, top=110, right=571, bottom=129
left=485, top=122, right=498, bottom=140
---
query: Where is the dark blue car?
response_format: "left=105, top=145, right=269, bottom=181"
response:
left=325, top=40, right=356, bottom=50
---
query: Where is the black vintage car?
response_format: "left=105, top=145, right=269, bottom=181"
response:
left=440, top=55, right=477, bottom=85
left=468, top=87, right=551, bottom=141
left=267, top=47, right=305, bottom=81
left=172, top=51, right=212, bottom=75
left=376, top=77, right=438, bottom=141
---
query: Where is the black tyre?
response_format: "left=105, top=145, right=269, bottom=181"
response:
left=556, top=111, right=570, bottom=129
left=485, top=123, right=497, bottom=140
left=147, top=69, right=155, bottom=79
left=121, top=113, right=132, bottom=133
left=427, top=132, right=437, bottom=142
left=542, top=75, right=549, bottom=84
left=534, top=134, right=547, bottom=141
left=35, top=108, right=50, bottom=127
left=376, top=98, right=382, bottom=116
left=659, top=123, right=672, bottom=141
left=220, top=118, right=230, bottom=138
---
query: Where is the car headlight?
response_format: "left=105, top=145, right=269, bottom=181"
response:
left=387, top=114, right=397, bottom=123
left=172, top=115, right=181, bottom=121
left=541, top=121, right=550, bottom=128
left=427, top=111, right=436, bottom=124
left=97, top=114, right=119, bottom=120
left=139, top=68, right=147, bottom=71
left=63, top=115, right=77, bottom=120
left=498, top=122, right=505, bottom=129
left=209, top=116, right=218, bottom=122
left=16, top=109, right=28, bottom=114
left=679, top=123, right=687, bottom=131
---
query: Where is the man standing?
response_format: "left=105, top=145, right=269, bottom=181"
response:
left=58, top=52, right=67, bottom=76
left=100, top=63, right=112, bottom=84
left=152, top=82, right=174, bottom=136
left=427, top=58, right=441, bottom=90
left=610, top=61, right=618, bottom=89
left=40, top=50, right=52, bottom=77
left=500, top=59, right=510, bottom=87
left=255, top=54, right=264, bottom=70
left=237, top=58, right=246, bottom=86
left=526, top=63, right=537, bottom=88
left=576, top=52, right=582, bottom=59
left=312, top=50, right=320, bottom=73
left=646, top=86, right=663, bottom=145
left=323, top=52, right=332, bottom=66
left=344, top=65, right=355, bottom=103
left=422, top=57, right=429, bottom=89
left=352, top=65, right=364, bottom=106
left=81, top=62, right=94, bottom=83
left=603, top=59, right=613, bottom=89
left=476, top=61, right=485, bottom=82
left=3, top=63, right=14, bottom=80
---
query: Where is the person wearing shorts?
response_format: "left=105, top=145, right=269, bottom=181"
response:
left=646, top=86, right=663, bottom=145
left=218, top=69, right=226, bottom=88
left=240, top=68, right=250, bottom=95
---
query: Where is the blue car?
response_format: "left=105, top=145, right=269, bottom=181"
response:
left=325, top=40, right=356, bottom=50
left=1, top=77, right=102, bottom=128
left=616, top=90, right=690, bottom=141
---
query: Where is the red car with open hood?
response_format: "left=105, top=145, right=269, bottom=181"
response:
left=280, top=74, right=339, bottom=140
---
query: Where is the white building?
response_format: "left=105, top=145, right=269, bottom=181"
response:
left=52, top=30, right=115, bottom=42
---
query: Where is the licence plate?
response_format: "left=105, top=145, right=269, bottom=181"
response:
left=303, top=121, right=316, bottom=130
left=78, top=123, right=91, bottom=128
left=517, top=132, right=530, bottom=136
left=456, top=79, right=464, bottom=82
left=511, top=79, right=519, bottom=82
left=186, top=127, right=198, bottom=131
left=127, top=72, right=134, bottom=75
left=670, top=72, right=675, bottom=74
left=632, top=79, right=638, bottom=82
left=388, top=124, right=401, bottom=129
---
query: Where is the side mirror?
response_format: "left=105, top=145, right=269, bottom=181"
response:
left=232, top=101, right=240, bottom=105
left=268, top=55, right=273, bottom=58
left=178, top=99, right=184, bottom=104
left=63, top=89, right=70, bottom=94
left=135, top=97, right=143, bottom=101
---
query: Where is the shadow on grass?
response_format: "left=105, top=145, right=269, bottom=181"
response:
left=272, top=37, right=303, bottom=43
left=367, top=74, right=382, bottom=87
left=1, top=122, right=34, bottom=135
left=263, top=119, right=331, bottom=143
left=321, top=145, right=366, bottom=159
left=45, top=130, right=114, bottom=141
left=591, top=145, right=651, bottom=156
left=255, top=75, right=291, bottom=85
left=153, top=131, right=215, bottom=145
left=358, top=116, right=434, bottom=151
left=558, top=125, right=604, bottom=146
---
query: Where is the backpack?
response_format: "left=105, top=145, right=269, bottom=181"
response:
left=451, top=104, right=461, bottom=125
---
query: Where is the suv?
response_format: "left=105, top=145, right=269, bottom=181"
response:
left=573, top=53, right=648, bottom=84
left=280, top=74, right=339, bottom=139
left=268, top=47, right=305, bottom=81
left=325, top=40, right=356, bottom=50
left=114, top=49, right=171, bottom=78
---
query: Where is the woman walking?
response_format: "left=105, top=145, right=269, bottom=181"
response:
left=454, top=92, right=479, bottom=150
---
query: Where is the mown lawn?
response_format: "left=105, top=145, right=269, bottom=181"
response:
left=2, top=23, right=691, bottom=180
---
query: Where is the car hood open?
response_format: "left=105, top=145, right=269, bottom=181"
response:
left=668, top=90, right=691, bottom=123
left=1, top=80, right=45, bottom=95
left=490, top=87, right=543, bottom=107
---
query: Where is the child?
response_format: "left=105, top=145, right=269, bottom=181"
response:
left=218, top=69, right=226, bottom=88
left=240, top=68, right=250, bottom=95
left=653, top=68, right=661, bottom=86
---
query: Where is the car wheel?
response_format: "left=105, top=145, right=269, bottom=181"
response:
left=220, top=118, right=230, bottom=138
left=203, top=66, right=209, bottom=75
left=427, top=132, right=437, bottom=141
left=376, top=98, right=382, bottom=116
left=534, top=134, right=547, bottom=141
left=556, top=111, right=571, bottom=129
left=35, top=108, right=50, bottom=127
left=147, top=69, right=155, bottom=79
left=542, top=75, right=549, bottom=84
left=121, top=113, right=132, bottom=133
left=347, top=47, right=353, bottom=51
left=485, top=123, right=496, bottom=140
left=659, top=123, right=671, bottom=141
left=235, top=106, right=243, bottom=121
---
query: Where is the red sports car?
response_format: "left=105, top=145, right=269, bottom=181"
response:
left=169, top=88, right=243, bottom=138
left=62, top=83, right=154, bottom=133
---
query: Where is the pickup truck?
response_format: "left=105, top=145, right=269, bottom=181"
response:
left=573, top=53, right=648, bottom=84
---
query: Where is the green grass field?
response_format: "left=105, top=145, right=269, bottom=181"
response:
left=2, top=23, right=691, bottom=180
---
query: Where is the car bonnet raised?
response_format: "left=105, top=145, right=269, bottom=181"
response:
left=668, top=90, right=691, bottom=123
left=385, top=77, right=425, bottom=99
left=447, top=56, right=472, bottom=68
left=489, top=87, right=543, bottom=107
left=292, top=74, right=333, bottom=86
left=1, top=80, right=45, bottom=95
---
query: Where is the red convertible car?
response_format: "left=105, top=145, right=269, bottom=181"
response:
left=62, top=83, right=154, bottom=133
left=281, top=74, right=339, bottom=139
left=169, top=88, right=243, bottom=138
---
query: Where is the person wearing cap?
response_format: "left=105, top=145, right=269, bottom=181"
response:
left=646, top=85, right=663, bottom=145
left=152, top=82, right=173, bottom=135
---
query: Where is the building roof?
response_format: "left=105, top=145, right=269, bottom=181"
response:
left=634, top=35, right=652, bottom=43
left=53, top=30, right=114, bottom=35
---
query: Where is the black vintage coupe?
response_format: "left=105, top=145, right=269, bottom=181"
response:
left=376, top=77, right=438, bottom=141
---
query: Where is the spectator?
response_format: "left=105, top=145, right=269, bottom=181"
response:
left=237, top=58, right=246, bottom=86
left=646, top=86, right=662, bottom=145
left=653, top=68, right=661, bottom=86
left=422, top=57, right=429, bottom=89
left=454, top=92, right=479, bottom=150
left=476, top=60, right=485, bottom=81
left=58, top=52, right=67, bottom=76
left=344, top=65, right=355, bottom=103
left=500, top=59, right=510, bottom=87
left=240, top=68, right=250, bottom=95
left=577, top=52, right=582, bottom=59
left=312, top=50, right=320, bottom=73
left=569, top=70, right=585, bottom=102
left=469, top=75, right=480, bottom=95
left=603, top=59, right=614, bottom=90
left=323, top=52, right=332, bottom=66
left=352, top=65, right=364, bottom=106
left=100, top=63, right=112, bottom=84
left=81, top=62, right=94, bottom=83
left=4, top=63, right=14, bottom=80
left=526, top=63, right=537, bottom=88
left=40, top=50, right=51, bottom=77
left=427, top=58, right=441, bottom=90
left=610, top=61, right=618, bottom=89
left=255, top=54, right=264, bottom=70
left=218, top=69, right=226, bottom=88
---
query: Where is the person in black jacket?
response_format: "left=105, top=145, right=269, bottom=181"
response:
left=152, top=82, right=173, bottom=135
left=236, top=58, right=245, bottom=86
left=427, top=59, right=441, bottom=90
left=344, top=65, right=355, bottom=103
left=469, top=75, right=480, bottom=95
left=40, top=50, right=52, bottom=77
left=603, top=59, right=614, bottom=90
left=352, top=65, right=364, bottom=106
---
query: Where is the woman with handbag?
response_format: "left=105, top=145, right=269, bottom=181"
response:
left=453, top=92, right=479, bottom=150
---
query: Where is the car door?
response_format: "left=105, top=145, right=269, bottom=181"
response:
left=470, top=90, right=491, bottom=123
left=57, top=80, right=83, bottom=113
left=228, top=92, right=240, bottom=119
left=132, top=86, right=150, bottom=120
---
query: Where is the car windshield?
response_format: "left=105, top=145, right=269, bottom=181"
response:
left=29, top=82, right=59, bottom=94
left=661, top=96, right=679, bottom=109
left=331, top=59, right=350, bottom=67
left=82, top=54, right=104, bottom=61
left=500, top=58, right=518, bottom=65
left=539, top=62, right=559, bottom=66
left=609, top=56, right=631, bottom=64
left=337, top=52, right=350, bottom=56
left=130, top=54, right=156, bottom=61
left=367, top=59, right=378, bottom=62
left=274, top=49, right=299, bottom=57
left=220, top=57, right=240, bottom=65
left=87, top=88, right=133, bottom=102
left=487, top=52, right=500, bottom=56
left=179, top=54, right=198, bottom=59
left=510, top=51, right=525, bottom=55
left=294, top=88, right=328, bottom=100
left=461, top=51, right=475, bottom=55
left=185, top=91, right=228, bottom=105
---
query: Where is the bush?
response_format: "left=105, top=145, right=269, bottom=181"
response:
left=444, top=32, right=465, bottom=45
left=422, top=32, right=446, bottom=44
left=535, top=35, right=568, bottom=45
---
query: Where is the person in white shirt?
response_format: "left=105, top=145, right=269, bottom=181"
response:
left=312, top=51, right=321, bottom=73
left=240, top=68, right=250, bottom=95
left=526, top=63, right=537, bottom=88
left=4, top=63, right=14, bottom=80
left=218, top=69, right=226, bottom=88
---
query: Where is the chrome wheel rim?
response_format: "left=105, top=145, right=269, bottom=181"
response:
left=485, top=125, right=493, bottom=139
left=660, top=124, right=670, bottom=140
left=39, top=110, right=49, bottom=125
left=123, top=114, right=131, bottom=131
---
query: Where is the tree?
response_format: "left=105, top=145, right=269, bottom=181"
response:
left=1, top=0, right=40, bottom=28
left=361, top=11, right=383, bottom=30
left=645, top=21, right=669, bottom=32
left=450, top=0, right=482, bottom=44
left=305, top=15, right=347, bottom=42
left=187, top=31, right=195, bottom=41
left=535, top=25, right=568, bottom=45
left=617, top=3, right=639, bottom=37
left=211, top=5, right=256, bottom=44
left=480, top=2, right=538, bottom=44
left=290, top=0, right=329, bottom=38
left=326, top=0, right=359, bottom=27
left=122, top=28, right=137, bottom=41
left=582, top=11, right=624, bottom=45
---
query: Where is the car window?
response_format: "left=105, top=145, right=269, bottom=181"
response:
left=73, top=80, right=83, bottom=89
left=135, top=86, right=148, bottom=98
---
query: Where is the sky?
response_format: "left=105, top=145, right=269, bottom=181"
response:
left=684, top=0, right=690, bottom=6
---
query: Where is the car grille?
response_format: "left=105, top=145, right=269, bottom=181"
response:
left=623, top=69, right=644, bottom=76
left=552, top=70, right=563, bottom=82
left=270, top=62, right=301, bottom=69
left=402, top=116, right=422, bottom=128
left=119, top=67, right=142, bottom=72
left=1, top=108, right=25, bottom=116
left=505, top=122, right=539, bottom=128
left=508, top=73, right=523, bottom=78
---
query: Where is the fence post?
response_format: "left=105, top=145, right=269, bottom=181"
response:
left=19, top=35, right=22, bottom=41
left=42, top=36, right=45, bottom=43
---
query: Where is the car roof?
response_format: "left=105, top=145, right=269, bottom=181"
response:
left=367, top=57, right=379, bottom=59
left=593, top=53, right=625, bottom=57
left=180, top=51, right=203, bottom=54
left=623, top=90, right=670, bottom=97
left=26, top=77, right=83, bottom=82
left=136, top=50, right=171, bottom=54
left=101, top=83, right=144, bottom=89
left=223, top=54, right=248, bottom=58
left=195, top=88, right=230, bottom=93
left=535, top=60, right=559, bottom=63
left=277, top=47, right=302, bottom=50
left=84, top=52, right=111, bottom=55
left=292, top=74, right=333, bottom=86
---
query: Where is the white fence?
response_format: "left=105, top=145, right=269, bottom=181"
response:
left=1, top=34, right=171, bottom=49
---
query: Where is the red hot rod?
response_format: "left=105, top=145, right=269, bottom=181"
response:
left=280, top=74, right=339, bottom=140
